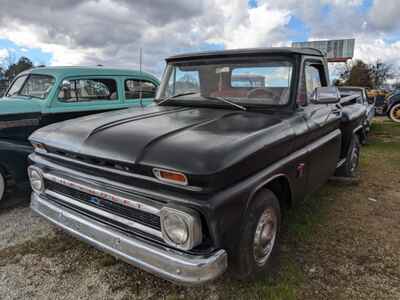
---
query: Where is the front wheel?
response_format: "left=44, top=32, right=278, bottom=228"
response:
left=232, top=189, right=281, bottom=280
left=336, top=134, right=361, bottom=177
left=388, top=103, right=400, bottom=123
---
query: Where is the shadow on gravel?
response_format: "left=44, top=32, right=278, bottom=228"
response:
left=0, top=190, right=30, bottom=212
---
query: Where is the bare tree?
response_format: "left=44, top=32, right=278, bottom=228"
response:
left=393, top=80, right=400, bottom=90
left=369, top=60, right=394, bottom=89
left=337, top=59, right=395, bottom=89
left=338, top=59, right=373, bottom=88
left=0, top=54, right=33, bottom=81
left=0, top=51, right=17, bottom=74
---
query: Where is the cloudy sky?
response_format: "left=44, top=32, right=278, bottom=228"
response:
left=0, top=0, right=399, bottom=77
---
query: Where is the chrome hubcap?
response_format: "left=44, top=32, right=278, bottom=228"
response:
left=253, top=208, right=278, bottom=266
left=0, top=173, right=4, bottom=201
left=349, top=144, right=359, bottom=173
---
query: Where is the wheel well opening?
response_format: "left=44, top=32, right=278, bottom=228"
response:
left=0, top=164, right=12, bottom=182
left=0, top=164, right=7, bottom=176
left=354, top=127, right=365, bottom=143
left=263, top=176, right=292, bottom=211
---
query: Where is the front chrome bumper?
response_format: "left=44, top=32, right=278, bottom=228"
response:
left=31, top=193, right=228, bottom=285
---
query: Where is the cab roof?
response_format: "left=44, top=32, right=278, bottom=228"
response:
left=166, top=47, right=325, bottom=62
left=19, top=66, right=159, bottom=82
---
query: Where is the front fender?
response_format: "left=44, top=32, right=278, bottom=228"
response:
left=387, top=96, right=400, bottom=113
left=0, top=139, right=33, bottom=186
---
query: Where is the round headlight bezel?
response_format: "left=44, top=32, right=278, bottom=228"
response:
left=28, top=166, right=44, bottom=193
left=162, top=213, right=189, bottom=245
left=160, top=206, right=202, bottom=251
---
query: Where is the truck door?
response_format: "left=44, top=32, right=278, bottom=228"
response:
left=300, top=59, right=342, bottom=193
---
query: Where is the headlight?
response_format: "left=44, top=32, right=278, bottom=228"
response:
left=160, top=206, right=202, bottom=250
left=28, top=166, right=44, bottom=193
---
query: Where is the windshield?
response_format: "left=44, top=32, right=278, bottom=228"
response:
left=156, top=59, right=293, bottom=107
left=6, top=74, right=55, bottom=99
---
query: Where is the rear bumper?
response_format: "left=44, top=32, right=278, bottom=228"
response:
left=31, top=192, right=228, bottom=285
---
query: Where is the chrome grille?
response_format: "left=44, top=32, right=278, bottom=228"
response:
left=45, top=180, right=161, bottom=230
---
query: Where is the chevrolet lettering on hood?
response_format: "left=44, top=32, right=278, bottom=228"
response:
left=29, top=48, right=367, bottom=285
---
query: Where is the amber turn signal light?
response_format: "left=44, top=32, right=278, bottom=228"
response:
left=153, top=168, right=188, bottom=186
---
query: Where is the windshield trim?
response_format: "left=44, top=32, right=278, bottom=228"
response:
left=5, top=74, right=29, bottom=98
left=155, top=56, right=295, bottom=108
left=6, top=73, right=55, bottom=100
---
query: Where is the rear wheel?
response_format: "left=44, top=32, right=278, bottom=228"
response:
left=336, top=134, right=360, bottom=177
left=232, top=189, right=281, bottom=280
left=388, top=103, right=400, bottom=123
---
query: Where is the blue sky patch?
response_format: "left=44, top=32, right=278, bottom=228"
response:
left=0, top=38, right=52, bottom=66
left=288, top=16, right=310, bottom=43
left=248, top=0, right=257, bottom=9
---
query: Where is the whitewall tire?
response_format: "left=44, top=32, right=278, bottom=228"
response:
left=389, top=103, right=400, bottom=123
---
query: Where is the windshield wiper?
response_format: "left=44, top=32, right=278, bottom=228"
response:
left=157, top=91, right=199, bottom=106
left=157, top=92, right=246, bottom=111
left=204, top=96, right=246, bottom=111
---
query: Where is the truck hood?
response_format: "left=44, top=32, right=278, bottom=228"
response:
left=0, top=96, right=43, bottom=115
left=30, top=105, right=293, bottom=176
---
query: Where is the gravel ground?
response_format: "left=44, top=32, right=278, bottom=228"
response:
left=0, top=118, right=399, bottom=299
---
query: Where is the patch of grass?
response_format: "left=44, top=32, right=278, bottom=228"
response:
left=218, top=256, right=303, bottom=300
left=363, top=119, right=400, bottom=168
left=286, top=186, right=337, bottom=241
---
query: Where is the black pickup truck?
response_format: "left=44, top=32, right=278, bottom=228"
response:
left=28, top=48, right=366, bottom=285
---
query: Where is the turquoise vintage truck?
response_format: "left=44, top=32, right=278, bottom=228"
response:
left=0, top=66, right=159, bottom=204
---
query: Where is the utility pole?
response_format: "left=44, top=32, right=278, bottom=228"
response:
left=139, top=48, right=143, bottom=107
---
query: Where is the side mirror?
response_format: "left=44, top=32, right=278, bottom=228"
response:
left=311, top=87, right=340, bottom=104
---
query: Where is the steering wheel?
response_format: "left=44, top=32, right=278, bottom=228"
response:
left=247, top=88, right=274, bottom=99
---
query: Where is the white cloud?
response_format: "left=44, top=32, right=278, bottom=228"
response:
left=324, top=0, right=363, bottom=7
left=0, top=0, right=295, bottom=74
left=0, top=0, right=399, bottom=77
left=0, top=22, right=103, bottom=66
left=210, top=2, right=291, bottom=49
left=0, top=48, right=8, bottom=61
left=368, top=0, right=400, bottom=31
left=355, top=38, right=400, bottom=65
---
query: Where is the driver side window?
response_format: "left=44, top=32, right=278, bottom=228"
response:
left=166, top=68, right=200, bottom=97
left=58, top=78, right=118, bottom=103
left=305, top=64, right=322, bottom=99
